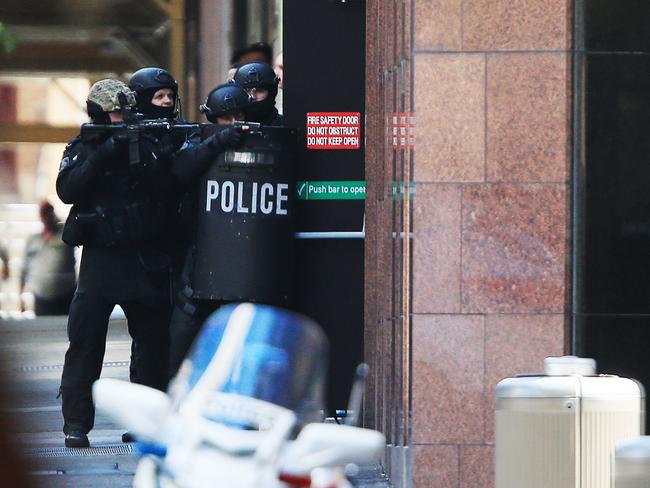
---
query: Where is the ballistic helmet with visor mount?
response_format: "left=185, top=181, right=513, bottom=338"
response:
left=232, top=62, right=279, bottom=92
left=232, top=62, right=280, bottom=123
left=199, top=83, right=252, bottom=123
left=128, top=67, right=179, bottom=119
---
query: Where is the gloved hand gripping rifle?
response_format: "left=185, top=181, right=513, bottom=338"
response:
left=80, top=92, right=198, bottom=167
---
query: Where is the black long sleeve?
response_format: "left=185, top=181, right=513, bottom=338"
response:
left=170, top=134, right=223, bottom=185
left=56, top=139, right=105, bottom=205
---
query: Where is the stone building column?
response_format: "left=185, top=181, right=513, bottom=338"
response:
left=365, top=2, right=572, bottom=486
left=198, top=0, right=233, bottom=101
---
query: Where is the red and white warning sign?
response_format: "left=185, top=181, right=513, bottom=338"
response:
left=306, top=112, right=361, bottom=150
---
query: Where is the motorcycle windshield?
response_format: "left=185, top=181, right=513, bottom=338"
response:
left=178, top=303, right=328, bottom=420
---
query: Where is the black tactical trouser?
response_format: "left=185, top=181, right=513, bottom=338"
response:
left=168, top=299, right=222, bottom=380
left=60, top=291, right=170, bottom=435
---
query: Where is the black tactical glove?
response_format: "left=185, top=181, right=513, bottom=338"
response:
left=158, top=134, right=178, bottom=157
left=143, top=133, right=177, bottom=158
left=90, top=131, right=129, bottom=165
left=216, top=126, right=244, bottom=149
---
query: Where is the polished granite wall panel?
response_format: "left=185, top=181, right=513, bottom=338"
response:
left=463, top=0, right=570, bottom=51
left=369, top=1, right=571, bottom=486
left=413, top=54, right=485, bottom=182
left=413, top=445, right=459, bottom=488
left=364, top=4, right=415, bottom=480
left=414, top=0, right=462, bottom=51
left=363, top=0, right=390, bottom=433
left=412, top=314, right=485, bottom=444
left=413, top=184, right=462, bottom=313
left=483, top=313, right=565, bottom=441
left=486, top=53, right=570, bottom=182
left=363, top=203, right=396, bottom=432
left=460, top=445, right=495, bottom=488
left=461, top=184, right=568, bottom=313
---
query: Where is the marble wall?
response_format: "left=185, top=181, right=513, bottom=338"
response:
left=364, top=1, right=413, bottom=485
left=365, top=1, right=573, bottom=486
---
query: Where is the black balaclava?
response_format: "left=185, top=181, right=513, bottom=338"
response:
left=128, top=67, right=179, bottom=119
left=232, top=62, right=279, bottom=124
left=136, top=87, right=177, bottom=119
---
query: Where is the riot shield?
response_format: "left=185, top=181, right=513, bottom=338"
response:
left=191, top=125, right=297, bottom=305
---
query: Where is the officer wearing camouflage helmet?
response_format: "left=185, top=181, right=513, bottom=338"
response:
left=57, top=79, right=180, bottom=448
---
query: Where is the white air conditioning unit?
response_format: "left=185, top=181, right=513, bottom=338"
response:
left=613, top=436, right=650, bottom=488
left=495, top=356, right=644, bottom=488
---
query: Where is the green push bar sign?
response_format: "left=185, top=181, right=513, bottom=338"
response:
left=296, top=181, right=366, bottom=200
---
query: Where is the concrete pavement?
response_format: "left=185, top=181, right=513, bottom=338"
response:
left=0, top=315, right=390, bottom=487
left=0, top=316, right=137, bottom=488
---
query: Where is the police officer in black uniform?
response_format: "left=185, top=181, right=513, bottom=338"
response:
left=57, top=79, right=179, bottom=448
left=232, top=62, right=283, bottom=126
left=126, top=67, right=191, bottom=402
left=127, top=66, right=195, bottom=259
left=128, top=66, right=183, bottom=121
left=167, top=83, right=252, bottom=379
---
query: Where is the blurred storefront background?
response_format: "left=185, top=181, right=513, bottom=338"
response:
left=0, top=0, right=281, bottom=316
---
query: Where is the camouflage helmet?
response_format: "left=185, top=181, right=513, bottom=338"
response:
left=87, top=79, right=136, bottom=113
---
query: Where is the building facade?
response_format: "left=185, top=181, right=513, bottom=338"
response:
left=364, top=1, right=571, bottom=486
left=3, top=1, right=650, bottom=485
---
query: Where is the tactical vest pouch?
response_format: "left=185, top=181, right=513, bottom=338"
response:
left=124, top=201, right=165, bottom=244
left=61, top=206, right=97, bottom=246
left=93, top=207, right=125, bottom=247
left=63, top=202, right=165, bottom=247
left=94, top=202, right=166, bottom=247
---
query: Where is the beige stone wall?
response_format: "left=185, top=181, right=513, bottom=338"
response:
left=365, top=1, right=573, bottom=486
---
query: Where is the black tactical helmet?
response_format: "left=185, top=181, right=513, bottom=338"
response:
left=128, top=67, right=179, bottom=119
left=232, top=62, right=279, bottom=92
left=232, top=62, right=279, bottom=123
left=199, top=84, right=252, bottom=123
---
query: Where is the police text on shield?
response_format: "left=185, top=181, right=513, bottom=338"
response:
left=205, top=180, right=289, bottom=215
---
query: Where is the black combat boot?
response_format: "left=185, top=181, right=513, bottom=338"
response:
left=65, top=432, right=89, bottom=448
left=59, top=386, right=94, bottom=448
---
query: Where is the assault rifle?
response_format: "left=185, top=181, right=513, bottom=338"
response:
left=80, top=93, right=198, bottom=167
left=233, top=120, right=262, bottom=132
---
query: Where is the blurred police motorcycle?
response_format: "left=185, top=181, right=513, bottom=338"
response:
left=93, top=303, right=385, bottom=488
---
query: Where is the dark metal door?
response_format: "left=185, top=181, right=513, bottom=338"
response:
left=284, top=0, right=366, bottom=412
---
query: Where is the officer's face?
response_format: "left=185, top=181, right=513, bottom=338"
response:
left=246, top=87, right=269, bottom=102
left=108, top=112, right=123, bottom=123
left=216, top=112, right=245, bottom=125
left=151, top=88, right=175, bottom=107
left=274, top=53, right=283, bottom=89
